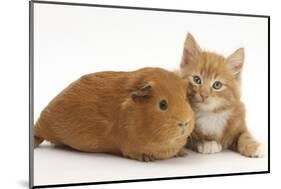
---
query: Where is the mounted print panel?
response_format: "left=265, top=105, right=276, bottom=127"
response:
left=30, top=1, right=269, bottom=188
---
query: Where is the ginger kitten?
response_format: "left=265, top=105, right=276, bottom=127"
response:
left=179, top=33, right=263, bottom=157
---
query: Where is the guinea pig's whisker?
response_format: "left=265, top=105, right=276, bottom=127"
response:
left=149, top=125, right=174, bottom=144
left=151, top=127, right=164, bottom=140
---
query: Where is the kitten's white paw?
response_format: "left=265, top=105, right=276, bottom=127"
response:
left=197, top=141, right=222, bottom=154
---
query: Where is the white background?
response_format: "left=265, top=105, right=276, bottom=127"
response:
left=34, top=3, right=268, bottom=141
left=0, top=0, right=277, bottom=189
left=33, top=1, right=268, bottom=186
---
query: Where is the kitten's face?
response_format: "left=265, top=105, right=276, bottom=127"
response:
left=180, top=33, right=244, bottom=112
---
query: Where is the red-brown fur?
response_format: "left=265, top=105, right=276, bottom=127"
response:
left=34, top=67, right=195, bottom=161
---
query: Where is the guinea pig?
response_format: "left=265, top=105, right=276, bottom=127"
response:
left=34, top=67, right=195, bottom=161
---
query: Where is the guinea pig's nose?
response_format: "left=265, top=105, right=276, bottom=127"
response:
left=178, top=121, right=188, bottom=128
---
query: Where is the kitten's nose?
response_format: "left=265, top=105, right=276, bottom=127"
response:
left=178, top=121, right=188, bottom=128
left=200, top=93, right=208, bottom=101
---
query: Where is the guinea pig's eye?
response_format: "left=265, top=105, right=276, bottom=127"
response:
left=193, top=75, right=201, bottom=85
left=212, top=81, right=223, bottom=90
left=159, top=99, right=168, bottom=111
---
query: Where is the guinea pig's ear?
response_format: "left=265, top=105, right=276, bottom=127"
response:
left=131, top=82, right=152, bottom=100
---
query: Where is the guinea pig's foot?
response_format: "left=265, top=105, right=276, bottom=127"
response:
left=142, top=154, right=156, bottom=162
left=174, top=149, right=188, bottom=157
left=124, top=152, right=155, bottom=162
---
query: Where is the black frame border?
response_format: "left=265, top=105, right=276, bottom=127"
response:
left=29, top=0, right=270, bottom=188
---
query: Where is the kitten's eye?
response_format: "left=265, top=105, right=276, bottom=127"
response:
left=212, top=81, right=223, bottom=90
left=159, top=99, right=168, bottom=111
left=193, top=76, right=201, bottom=85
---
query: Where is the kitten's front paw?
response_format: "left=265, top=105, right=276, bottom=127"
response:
left=197, top=141, right=222, bottom=154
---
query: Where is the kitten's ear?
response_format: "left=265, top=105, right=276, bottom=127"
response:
left=226, top=48, right=244, bottom=77
left=181, top=33, right=202, bottom=68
